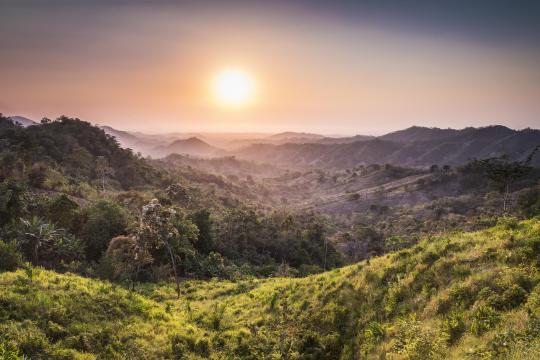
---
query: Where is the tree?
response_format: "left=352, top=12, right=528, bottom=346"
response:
left=190, top=209, right=215, bottom=254
left=95, top=156, right=115, bottom=191
left=166, top=183, right=191, bottom=205
left=47, top=194, right=79, bottom=230
left=17, top=217, right=84, bottom=267
left=18, top=216, right=60, bottom=264
left=474, top=148, right=538, bottom=211
left=0, top=179, right=27, bottom=226
left=106, top=235, right=152, bottom=284
left=79, top=200, right=131, bottom=261
left=138, top=199, right=198, bottom=298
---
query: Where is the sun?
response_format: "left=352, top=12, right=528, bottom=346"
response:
left=212, top=68, right=255, bottom=107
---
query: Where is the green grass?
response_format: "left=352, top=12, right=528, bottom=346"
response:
left=2, top=217, right=540, bottom=359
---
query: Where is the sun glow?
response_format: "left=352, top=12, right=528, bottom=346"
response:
left=212, top=68, right=255, bottom=107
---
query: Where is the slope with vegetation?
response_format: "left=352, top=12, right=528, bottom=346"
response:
left=1, top=217, right=540, bottom=359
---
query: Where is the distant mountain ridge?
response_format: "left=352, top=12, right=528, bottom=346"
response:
left=233, top=125, right=540, bottom=168
left=17, top=118, right=540, bottom=166
left=379, top=125, right=461, bottom=142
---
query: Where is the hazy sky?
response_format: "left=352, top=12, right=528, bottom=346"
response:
left=1, top=0, right=540, bottom=135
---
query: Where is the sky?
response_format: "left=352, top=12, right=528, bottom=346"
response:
left=1, top=0, right=540, bottom=135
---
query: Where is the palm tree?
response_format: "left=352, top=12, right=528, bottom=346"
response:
left=19, top=217, right=59, bottom=264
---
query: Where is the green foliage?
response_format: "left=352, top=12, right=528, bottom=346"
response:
left=79, top=200, right=131, bottom=261
left=519, top=187, right=540, bottom=217
left=46, top=195, right=78, bottom=230
left=442, top=311, right=465, bottom=344
left=0, top=341, right=24, bottom=360
left=394, top=314, right=446, bottom=359
left=467, top=154, right=536, bottom=211
left=0, top=179, right=27, bottom=227
left=17, top=217, right=61, bottom=264
left=0, top=240, right=22, bottom=272
left=190, top=208, right=215, bottom=254
left=470, top=305, right=500, bottom=336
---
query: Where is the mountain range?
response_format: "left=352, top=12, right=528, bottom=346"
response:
left=6, top=116, right=540, bottom=167
left=233, top=125, right=540, bottom=168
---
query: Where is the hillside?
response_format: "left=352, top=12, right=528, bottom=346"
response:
left=317, top=134, right=375, bottom=144
left=266, top=132, right=326, bottom=142
left=233, top=126, right=540, bottom=169
left=379, top=126, right=462, bottom=143
left=0, top=115, right=162, bottom=190
left=2, top=218, right=540, bottom=359
left=153, top=137, right=222, bottom=158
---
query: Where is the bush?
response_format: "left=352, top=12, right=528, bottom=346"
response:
left=442, top=311, right=465, bottom=344
left=79, top=201, right=131, bottom=261
left=194, top=338, right=210, bottom=357
left=393, top=315, right=446, bottom=359
left=0, top=240, right=22, bottom=271
left=27, top=162, right=49, bottom=188
left=47, top=194, right=79, bottom=230
left=170, top=334, right=195, bottom=360
left=470, top=305, right=500, bottom=335
left=518, top=188, right=540, bottom=217
left=0, top=341, right=23, bottom=360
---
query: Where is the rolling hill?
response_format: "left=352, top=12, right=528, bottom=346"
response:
left=1, top=218, right=539, bottom=359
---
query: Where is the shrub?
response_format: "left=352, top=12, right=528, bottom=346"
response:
left=518, top=188, right=540, bottom=217
left=498, top=284, right=528, bottom=310
left=208, top=304, right=227, bottom=331
left=47, top=194, right=79, bottom=230
left=298, top=331, right=324, bottom=359
left=79, top=201, right=131, bottom=261
left=0, top=240, right=22, bottom=271
left=442, top=311, right=465, bottom=344
left=194, top=338, right=210, bottom=357
left=0, top=341, right=23, bottom=360
left=170, top=334, right=195, bottom=359
left=470, top=305, right=500, bottom=335
left=27, top=162, right=48, bottom=188
left=393, top=315, right=446, bottom=359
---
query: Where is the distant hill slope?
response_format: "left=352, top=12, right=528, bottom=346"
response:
left=160, top=153, right=284, bottom=178
left=266, top=131, right=325, bottom=141
left=234, top=126, right=540, bottom=168
left=153, top=137, right=222, bottom=157
left=317, top=134, right=375, bottom=144
left=379, top=125, right=462, bottom=142
left=2, top=218, right=539, bottom=359
left=8, top=116, right=38, bottom=127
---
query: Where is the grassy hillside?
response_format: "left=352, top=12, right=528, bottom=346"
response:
left=2, top=217, right=540, bottom=359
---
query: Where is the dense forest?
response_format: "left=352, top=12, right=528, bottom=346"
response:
left=1, top=115, right=540, bottom=359
left=0, top=115, right=342, bottom=282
